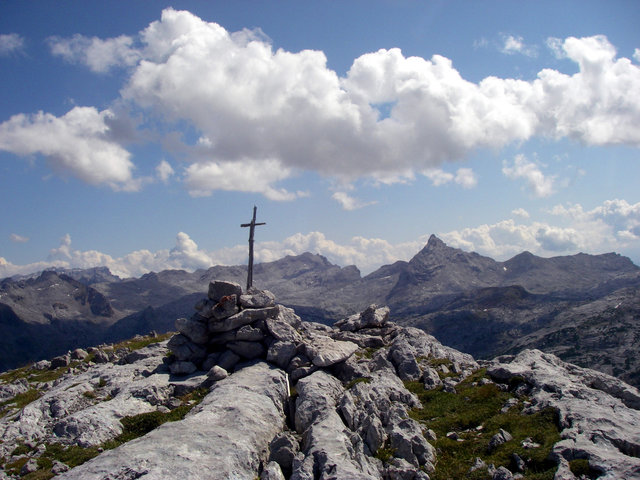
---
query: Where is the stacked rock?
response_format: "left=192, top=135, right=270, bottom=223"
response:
left=166, top=280, right=369, bottom=380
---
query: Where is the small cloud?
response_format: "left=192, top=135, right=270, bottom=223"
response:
left=48, top=234, right=73, bottom=260
left=422, top=168, right=476, bottom=188
left=455, top=168, right=477, bottom=189
left=10, top=233, right=29, bottom=243
left=634, top=48, right=640, bottom=63
left=512, top=208, right=530, bottom=219
left=332, top=191, right=377, bottom=211
left=546, top=37, right=565, bottom=59
left=500, top=34, right=538, bottom=57
left=473, top=37, right=489, bottom=50
left=423, top=169, right=453, bottom=186
left=0, top=33, right=25, bottom=56
left=48, top=34, right=140, bottom=73
left=156, top=160, right=174, bottom=184
left=502, top=154, right=556, bottom=198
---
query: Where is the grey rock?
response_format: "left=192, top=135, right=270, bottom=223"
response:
left=235, top=325, right=265, bottom=342
left=488, top=349, right=640, bottom=478
left=209, top=294, right=239, bottom=320
left=290, top=365, right=318, bottom=382
left=389, top=417, right=436, bottom=469
left=295, top=371, right=344, bottom=433
left=488, top=428, right=513, bottom=452
left=167, top=334, right=206, bottom=362
left=386, top=457, right=422, bottom=480
left=206, top=365, right=228, bottom=381
left=168, top=361, right=197, bottom=376
left=422, top=367, right=442, bottom=390
left=0, top=378, right=29, bottom=401
left=493, top=465, right=515, bottom=480
left=269, top=431, right=299, bottom=475
left=175, top=317, right=209, bottom=345
left=469, top=456, right=487, bottom=473
left=56, top=362, right=289, bottom=480
left=216, top=350, right=241, bottom=371
left=512, top=453, right=526, bottom=472
left=266, top=316, right=303, bottom=343
left=51, top=460, right=69, bottom=474
left=209, top=306, right=279, bottom=333
left=33, top=359, right=51, bottom=370
left=389, top=341, right=422, bottom=381
left=70, top=348, right=89, bottom=360
left=261, top=461, right=286, bottom=480
left=442, top=377, right=458, bottom=393
left=21, top=458, right=39, bottom=475
left=227, top=341, right=265, bottom=359
left=335, top=304, right=389, bottom=332
left=50, top=353, right=71, bottom=369
left=304, top=333, right=358, bottom=367
left=240, top=288, right=276, bottom=309
left=92, top=350, right=109, bottom=364
left=267, top=341, right=298, bottom=369
left=207, top=280, right=243, bottom=303
left=201, top=352, right=221, bottom=371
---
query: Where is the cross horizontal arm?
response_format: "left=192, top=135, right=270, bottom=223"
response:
left=241, top=222, right=266, bottom=227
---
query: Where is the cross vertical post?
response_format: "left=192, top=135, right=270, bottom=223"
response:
left=241, top=206, right=266, bottom=291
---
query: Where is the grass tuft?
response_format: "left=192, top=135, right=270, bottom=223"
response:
left=406, top=369, right=561, bottom=480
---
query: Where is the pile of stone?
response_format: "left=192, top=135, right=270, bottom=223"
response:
left=166, top=280, right=371, bottom=381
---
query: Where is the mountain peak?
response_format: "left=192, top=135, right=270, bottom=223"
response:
left=426, top=234, right=446, bottom=250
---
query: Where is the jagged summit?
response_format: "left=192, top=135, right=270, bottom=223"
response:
left=1, top=284, right=639, bottom=479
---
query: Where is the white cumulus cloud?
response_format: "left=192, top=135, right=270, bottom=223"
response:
left=156, top=160, right=174, bottom=184
left=10, top=233, right=29, bottom=243
left=502, top=154, right=556, bottom=197
left=48, top=34, right=140, bottom=73
left=500, top=34, right=538, bottom=57
left=0, top=107, right=139, bottom=191
left=332, top=191, right=377, bottom=210
left=0, top=33, right=25, bottom=56
left=9, top=9, right=640, bottom=199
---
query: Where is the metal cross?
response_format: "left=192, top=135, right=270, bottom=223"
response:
left=241, top=206, right=266, bottom=291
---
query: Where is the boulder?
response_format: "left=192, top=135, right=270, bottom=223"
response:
left=227, top=341, right=266, bottom=359
left=207, top=365, right=228, bottom=382
left=51, top=353, right=71, bottom=369
left=304, top=334, right=359, bottom=367
left=169, top=361, right=197, bottom=376
left=240, top=288, right=276, bottom=308
left=267, top=341, right=298, bottom=369
left=207, top=280, right=243, bottom=303
left=70, top=348, right=89, bottom=361
left=269, top=431, right=300, bottom=475
left=175, top=317, right=209, bottom=345
left=209, top=295, right=239, bottom=320
left=167, top=334, right=206, bottom=362
left=209, top=307, right=279, bottom=333
left=261, top=461, right=286, bottom=480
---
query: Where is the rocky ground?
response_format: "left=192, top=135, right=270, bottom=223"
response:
left=1, top=282, right=639, bottom=479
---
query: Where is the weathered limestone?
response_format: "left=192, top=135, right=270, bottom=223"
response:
left=488, top=349, right=640, bottom=479
left=56, top=362, right=289, bottom=480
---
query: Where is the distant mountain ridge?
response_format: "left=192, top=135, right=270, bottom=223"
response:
left=1, top=236, right=639, bottom=387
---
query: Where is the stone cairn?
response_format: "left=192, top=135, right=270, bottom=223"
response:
left=165, top=280, right=384, bottom=380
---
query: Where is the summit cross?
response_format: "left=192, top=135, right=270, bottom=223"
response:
left=241, top=206, right=266, bottom=291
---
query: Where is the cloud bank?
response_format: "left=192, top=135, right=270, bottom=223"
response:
left=1, top=199, right=638, bottom=280
left=1, top=9, right=638, bottom=198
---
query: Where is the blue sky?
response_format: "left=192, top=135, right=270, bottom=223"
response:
left=1, top=1, right=639, bottom=278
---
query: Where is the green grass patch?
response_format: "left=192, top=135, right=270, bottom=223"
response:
left=355, top=347, right=381, bottom=359
left=406, top=369, right=561, bottom=480
left=113, top=332, right=173, bottom=353
left=569, top=459, right=599, bottom=479
left=345, top=377, right=372, bottom=389
left=4, top=456, right=29, bottom=476
left=375, top=446, right=396, bottom=464
left=0, top=388, right=42, bottom=416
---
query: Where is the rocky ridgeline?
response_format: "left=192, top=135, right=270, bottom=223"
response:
left=1, top=281, right=639, bottom=479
